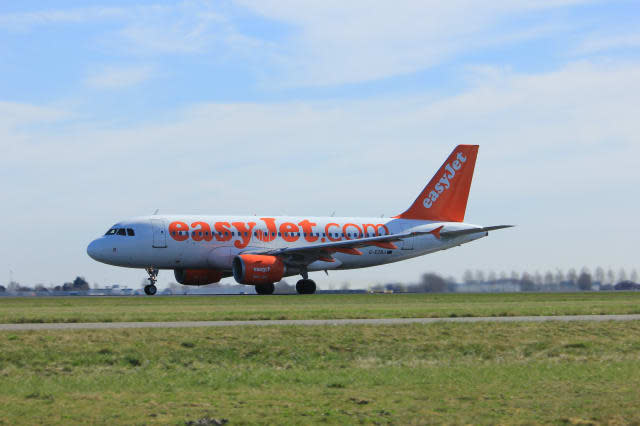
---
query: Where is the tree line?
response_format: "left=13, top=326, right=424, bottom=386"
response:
left=372, top=266, right=639, bottom=293
left=0, top=277, right=90, bottom=294
left=1, top=266, right=638, bottom=294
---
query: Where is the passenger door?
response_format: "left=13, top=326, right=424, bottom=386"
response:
left=151, top=219, right=167, bottom=248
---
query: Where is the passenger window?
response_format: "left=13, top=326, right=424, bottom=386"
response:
left=117, top=229, right=126, bottom=236
left=127, top=228, right=135, bottom=236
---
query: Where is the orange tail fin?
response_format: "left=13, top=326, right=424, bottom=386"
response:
left=395, top=145, right=479, bottom=222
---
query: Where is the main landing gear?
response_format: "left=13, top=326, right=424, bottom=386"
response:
left=296, top=279, right=316, bottom=294
left=144, top=267, right=158, bottom=296
left=253, top=269, right=317, bottom=295
left=296, top=269, right=316, bottom=294
left=255, top=283, right=275, bottom=295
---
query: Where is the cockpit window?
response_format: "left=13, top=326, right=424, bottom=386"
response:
left=117, top=228, right=127, bottom=236
left=127, top=228, right=135, bottom=236
left=105, top=228, right=117, bottom=236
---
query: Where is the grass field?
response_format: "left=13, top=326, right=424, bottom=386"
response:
left=1, top=320, right=640, bottom=424
left=1, top=292, right=640, bottom=324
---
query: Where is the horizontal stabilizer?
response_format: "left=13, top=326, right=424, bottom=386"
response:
left=440, top=225, right=514, bottom=238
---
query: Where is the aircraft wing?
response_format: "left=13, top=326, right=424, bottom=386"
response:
left=242, top=225, right=513, bottom=267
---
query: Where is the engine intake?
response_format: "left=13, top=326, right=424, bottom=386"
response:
left=174, top=268, right=224, bottom=286
left=233, top=255, right=285, bottom=284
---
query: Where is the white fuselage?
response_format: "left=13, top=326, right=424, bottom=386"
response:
left=87, top=215, right=486, bottom=277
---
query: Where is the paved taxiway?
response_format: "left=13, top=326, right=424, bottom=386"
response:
left=2, top=314, right=640, bottom=331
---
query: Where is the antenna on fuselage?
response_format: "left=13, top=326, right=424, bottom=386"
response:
left=330, top=211, right=335, bottom=217
left=153, top=209, right=159, bottom=215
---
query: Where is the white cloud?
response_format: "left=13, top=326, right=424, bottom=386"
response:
left=0, top=7, right=125, bottom=31
left=237, top=0, right=594, bottom=86
left=85, top=65, right=155, bottom=89
left=1, top=1, right=602, bottom=86
left=576, top=33, right=640, bottom=55
left=117, top=3, right=233, bottom=54
left=0, top=2, right=261, bottom=56
left=0, top=101, right=70, bottom=127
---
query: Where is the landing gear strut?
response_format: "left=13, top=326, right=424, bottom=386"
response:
left=144, top=267, right=158, bottom=296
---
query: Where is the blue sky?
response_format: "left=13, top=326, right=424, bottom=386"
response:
left=1, top=0, right=639, bottom=288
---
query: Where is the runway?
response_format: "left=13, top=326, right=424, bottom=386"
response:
left=2, top=314, right=640, bottom=331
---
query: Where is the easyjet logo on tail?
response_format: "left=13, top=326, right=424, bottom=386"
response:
left=423, top=151, right=467, bottom=209
left=394, top=144, right=478, bottom=222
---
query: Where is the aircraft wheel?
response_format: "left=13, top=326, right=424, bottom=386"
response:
left=144, top=285, right=157, bottom=296
left=296, top=279, right=316, bottom=294
left=255, top=283, right=275, bottom=295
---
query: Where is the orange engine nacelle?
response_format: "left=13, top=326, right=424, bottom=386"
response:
left=174, top=269, right=224, bottom=286
left=232, top=255, right=285, bottom=284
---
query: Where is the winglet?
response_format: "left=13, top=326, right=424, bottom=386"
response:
left=395, top=145, right=479, bottom=222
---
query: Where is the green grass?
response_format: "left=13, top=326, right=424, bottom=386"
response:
left=1, top=321, right=640, bottom=424
left=1, top=292, right=640, bottom=324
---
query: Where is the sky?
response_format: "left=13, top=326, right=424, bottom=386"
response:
left=1, top=0, right=639, bottom=289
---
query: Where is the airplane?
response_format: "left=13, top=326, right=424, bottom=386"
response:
left=87, top=145, right=512, bottom=295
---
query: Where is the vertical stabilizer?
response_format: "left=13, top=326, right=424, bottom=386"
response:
left=394, top=145, right=478, bottom=222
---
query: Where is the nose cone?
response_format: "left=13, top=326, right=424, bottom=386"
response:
left=87, top=239, right=103, bottom=262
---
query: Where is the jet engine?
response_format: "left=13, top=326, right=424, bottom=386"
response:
left=232, top=255, right=285, bottom=284
left=174, top=268, right=224, bottom=286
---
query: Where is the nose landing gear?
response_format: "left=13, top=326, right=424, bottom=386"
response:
left=144, top=267, right=158, bottom=296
